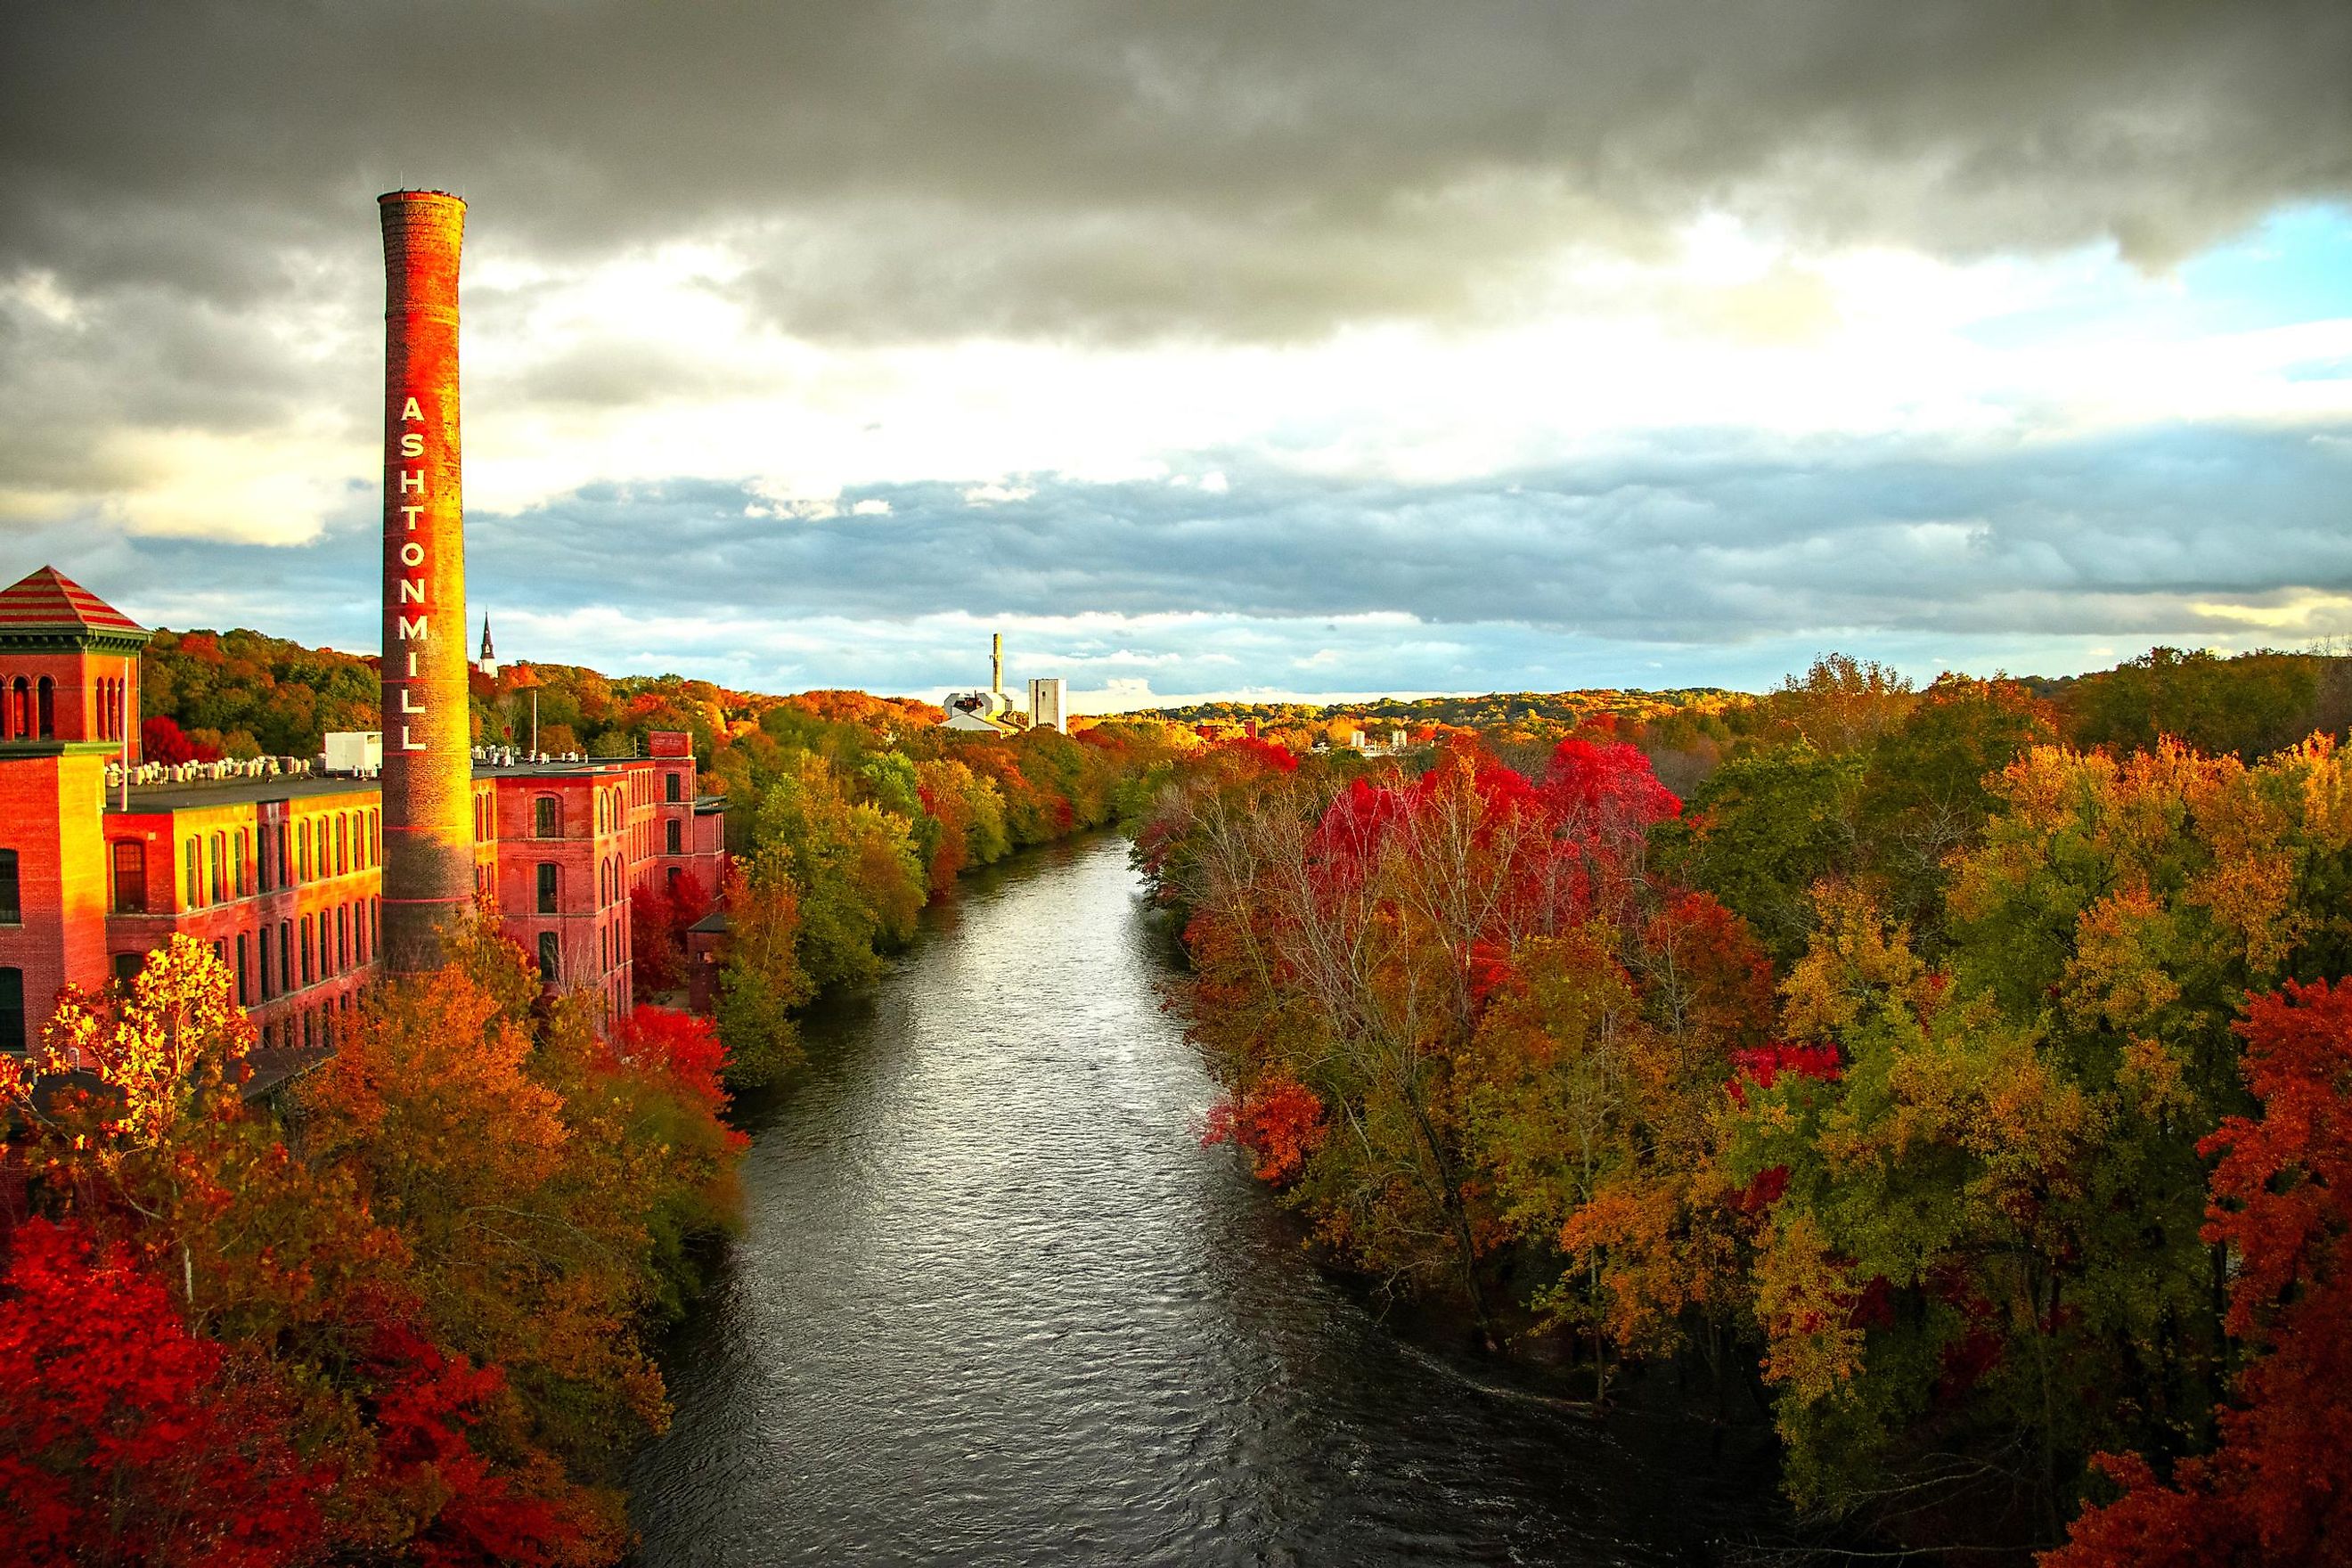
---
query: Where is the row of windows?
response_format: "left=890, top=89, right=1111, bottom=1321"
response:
left=1, top=676, right=56, bottom=741
left=231, top=897, right=378, bottom=1006
left=0, top=674, right=132, bottom=743
left=144, top=808, right=380, bottom=914
left=257, top=992, right=354, bottom=1053
left=0, top=967, right=358, bottom=1058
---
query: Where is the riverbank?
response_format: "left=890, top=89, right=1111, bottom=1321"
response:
left=629, top=836, right=1816, bottom=1565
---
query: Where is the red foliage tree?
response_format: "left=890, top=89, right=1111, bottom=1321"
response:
left=0, top=1218, right=322, bottom=1568
left=1203, top=1072, right=1327, bottom=1182
left=357, top=1322, right=604, bottom=1568
left=2046, top=979, right=2352, bottom=1568
left=612, top=1005, right=733, bottom=1119
left=140, top=714, right=219, bottom=765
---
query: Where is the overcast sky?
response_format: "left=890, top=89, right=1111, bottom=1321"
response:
left=4, top=2, right=2348, bottom=705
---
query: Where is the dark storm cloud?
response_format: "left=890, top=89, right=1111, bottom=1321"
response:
left=4, top=1, right=2348, bottom=346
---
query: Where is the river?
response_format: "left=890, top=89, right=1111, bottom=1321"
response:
left=627, top=834, right=1785, bottom=1566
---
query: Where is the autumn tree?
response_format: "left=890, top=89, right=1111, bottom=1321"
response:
left=2046, top=980, right=2352, bottom=1568
left=0, top=1218, right=322, bottom=1568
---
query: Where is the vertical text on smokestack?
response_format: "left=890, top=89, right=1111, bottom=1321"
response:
left=396, top=392, right=428, bottom=750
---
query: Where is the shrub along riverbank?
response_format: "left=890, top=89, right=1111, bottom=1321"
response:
left=1139, top=658, right=2352, bottom=1566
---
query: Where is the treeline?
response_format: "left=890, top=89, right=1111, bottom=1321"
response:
left=0, top=930, right=741, bottom=1565
left=1141, top=658, right=2352, bottom=1564
left=137, top=624, right=943, bottom=764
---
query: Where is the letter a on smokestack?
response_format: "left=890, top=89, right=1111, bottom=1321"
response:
left=379, top=191, right=474, bottom=972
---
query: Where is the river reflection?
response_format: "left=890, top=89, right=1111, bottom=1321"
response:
left=628, top=836, right=1773, bottom=1566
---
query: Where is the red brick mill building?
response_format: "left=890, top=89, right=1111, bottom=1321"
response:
left=0, top=566, right=727, bottom=1058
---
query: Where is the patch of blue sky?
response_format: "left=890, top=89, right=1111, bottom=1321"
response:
left=1961, top=200, right=2352, bottom=353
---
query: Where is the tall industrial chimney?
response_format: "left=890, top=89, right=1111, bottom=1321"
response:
left=992, top=632, right=1002, bottom=695
left=379, top=191, right=474, bottom=972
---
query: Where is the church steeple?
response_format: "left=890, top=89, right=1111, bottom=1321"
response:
left=475, top=612, right=499, bottom=678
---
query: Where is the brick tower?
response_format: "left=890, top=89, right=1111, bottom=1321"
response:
left=379, top=191, right=474, bottom=972
left=0, top=567, right=147, bottom=1037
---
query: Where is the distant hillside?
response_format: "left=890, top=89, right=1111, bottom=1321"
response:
left=137, top=626, right=943, bottom=763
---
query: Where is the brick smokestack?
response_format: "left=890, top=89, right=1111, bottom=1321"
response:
left=379, top=191, right=473, bottom=972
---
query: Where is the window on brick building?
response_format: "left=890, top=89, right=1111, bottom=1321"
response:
left=0, top=849, right=17, bottom=926
left=535, top=796, right=559, bottom=838
left=279, top=919, right=292, bottom=992
left=666, top=819, right=682, bottom=855
left=666, top=866, right=681, bottom=894
left=339, top=906, right=349, bottom=971
left=296, top=821, right=309, bottom=882
left=208, top=834, right=225, bottom=905
left=233, top=830, right=248, bottom=899
left=0, top=968, right=22, bottom=1052
left=538, top=931, right=559, bottom=984
left=335, top=815, right=347, bottom=876
left=537, top=862, right=559, bottom=915
left=111, top=841, right=145, bottom=914
left=184, top=839, right=200, bottom=910
left=9, top=678, right=26, bottom=739
left=36, top=676, right=53, bottom=739
left=112, top=952, right=142, bottom=986
left=299, top=923, right=313, bottom=987
left=235, top=934, right=249, bottom=1007
left=259, top=927, right=274, bottom=1000
left=666, top=772, right=682, bottom=803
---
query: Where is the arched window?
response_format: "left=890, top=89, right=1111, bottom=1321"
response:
left=9, top=678, right=26, bottom=739
left=338, top=906, right=350, bottom=972
left=184, top=839, right=201, bottom=910
left=535, top=796, right=559, bottom=838
left=297, top=821, right=311, bottom=882
left=335, top=814, right=348, bottom=876
left=35, top=676, right=53, bottom=739
left=666, top=819, right=682, bottom=855
left=233, top=829, right=247, bottom=898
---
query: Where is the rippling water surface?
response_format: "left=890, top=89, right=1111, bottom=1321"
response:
left=629, top=836, right=1769, bottom=1566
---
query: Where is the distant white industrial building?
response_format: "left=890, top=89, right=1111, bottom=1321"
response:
left=942, top=633, right=1024, bottom=734
left=940, top=634, right=1070, bottom=735
left=1028, top=677, right=1066, bottom=733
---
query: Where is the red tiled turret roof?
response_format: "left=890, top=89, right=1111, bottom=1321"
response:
left=0, top=566, right=147, bottom=636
